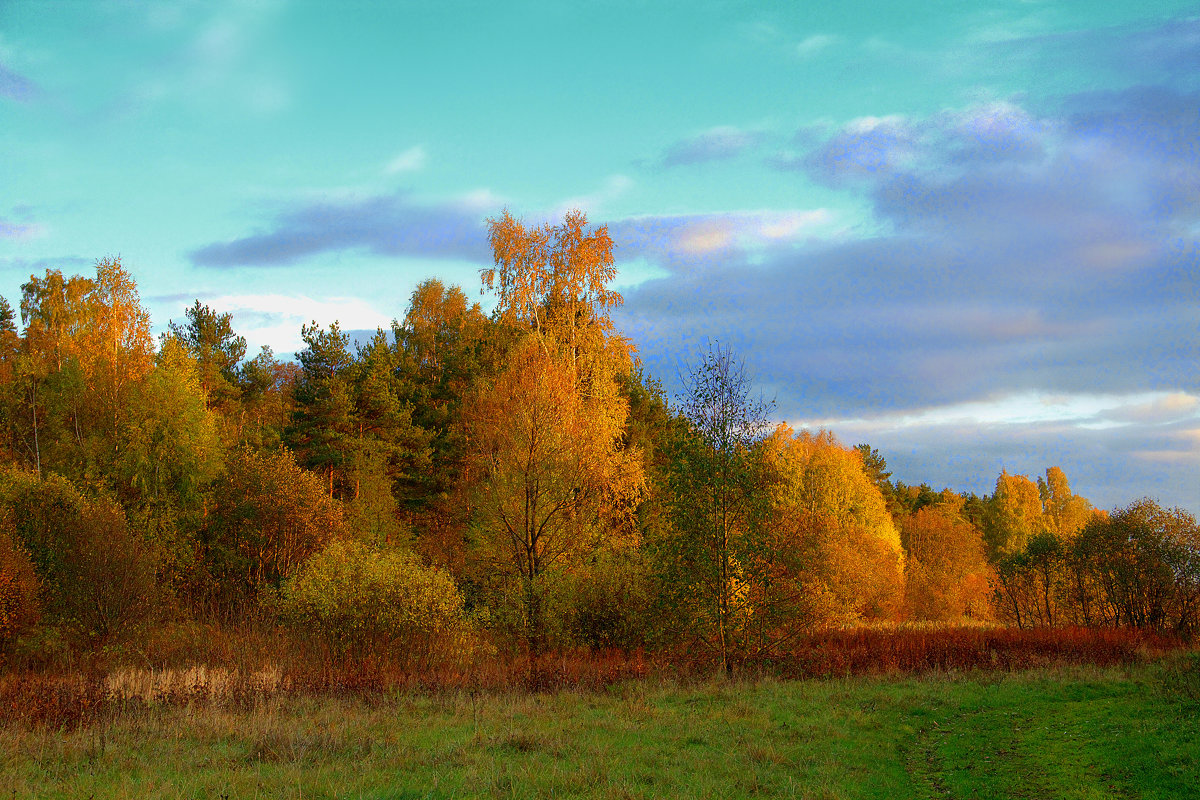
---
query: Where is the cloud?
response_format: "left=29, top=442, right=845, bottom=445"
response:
left=619, top=81, right=1200, bottom=470
left=0, top=219, right=45, bottom=241
left=806, top=395, right=1200, bottom=514
left=189, top=190, right=497, bottom=268
left=385, top=146, right=427, bottom=175
left=795, top=34, right=839, bottom=58
left=0, top=62, right=37, bottom=102
left=608, top=208, right=836, bottom=269
left=657, top=126, right=763, bottom=168
left=206, top=293, right=394, bottom=357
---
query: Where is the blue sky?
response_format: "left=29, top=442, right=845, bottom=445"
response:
left=2, top=0, right=1198, bottom=513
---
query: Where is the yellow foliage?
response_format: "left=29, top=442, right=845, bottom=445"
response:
left=760, top=425, right=905, bottom=621
left=276, top=539, right=465, bottom=655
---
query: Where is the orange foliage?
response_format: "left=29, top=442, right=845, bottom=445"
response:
left=901, top=506, right=994, bottom=621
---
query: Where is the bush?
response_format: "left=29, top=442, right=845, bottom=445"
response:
left=0, top=520, right=40, bottom=650
left=276, top=540, right=465, bottom=658
left=0, top=470, right=160, bottom=642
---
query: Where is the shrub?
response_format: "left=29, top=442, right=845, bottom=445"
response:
left=0, top=469, right=159, bottom=642
left=276, top=540, right=465, bottom=658
left=0, top=519, right=40, bottom=650
left=204, top=449, right=344, bottom=610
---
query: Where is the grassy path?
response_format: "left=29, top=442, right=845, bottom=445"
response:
left=2, top=662, right=1196, bottom=799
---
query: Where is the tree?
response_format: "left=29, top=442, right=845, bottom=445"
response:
left=901, top=506, right=993, bottom=621
left=1039, top=466, right=1095, bottom=540
left=984, top=471, right=1046, bottom=559
left=167, top=300, right=247, bottom=412
left=854, top=443, right=897, bottom=514
left=0, top=470, right=159, bottom=642
left=1072, top=499, right=1200, bottom=634
left=237, top=346, right=299, bottom=451
left=661, top=341, right=773, bottom=673
left=469, top=210, right=643, bottom=656
left=204, top=449, right=344, bottom=611
left=287, top=322, right=356, bottom=497
left=468, top=336, right=642, bottom=654
left=760, top=427, right=905, bottom=625
left=483, top=208, right=620, bottom=362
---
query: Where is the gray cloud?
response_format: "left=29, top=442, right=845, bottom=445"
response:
left=0, top=63, right=37, bottom=102
left=620, top=84, right=1200, bottom=435
left=657, top=126, right=763, bottom=168
left=190, top=192, right=494, bottom=268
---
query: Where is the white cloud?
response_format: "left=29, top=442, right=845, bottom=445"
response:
left=384, top=145, right=428, bottom=175
left=555, top=174, right=634, bottom=217
left=789, top=391, right=1200, bottom=436
left=212, top=293, right=393, bottom=355
left=795, top=34, right=839, bottom=58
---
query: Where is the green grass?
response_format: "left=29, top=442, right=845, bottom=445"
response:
left=2, top=660, right=1196, bottom=799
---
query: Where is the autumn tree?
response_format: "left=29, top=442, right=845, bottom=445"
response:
left=469, top=209, right=643, bottom=655
left=483, top=208, right=620, bottom=366
left=759, top=426, right=906, bottom=627
left=203, top=449, right=344, bottom=611
left=658, top=342, right=773, bottom=672
left=1039, top=466, right=1096, bottom=540
left=983, top=471, right=1046, bottom=559
left=901, top=505, right=993, bottom=621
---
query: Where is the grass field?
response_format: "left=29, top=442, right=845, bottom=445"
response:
left=2, top=652, right=1200, bottom=796
left=2, top=654, right=1197, bottom=799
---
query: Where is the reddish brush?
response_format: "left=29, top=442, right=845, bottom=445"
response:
left=0, top=627, right=1186, bottom=727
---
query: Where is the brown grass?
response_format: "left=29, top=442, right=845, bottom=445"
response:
left=0, top=625, right=1183, bottom=730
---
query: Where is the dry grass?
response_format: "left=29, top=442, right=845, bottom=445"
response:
left=0, top=625, right=1184, bottom=730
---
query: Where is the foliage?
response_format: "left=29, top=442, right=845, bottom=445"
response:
left=204, top=449, right=344, bottom=610
left=469, top=210, right=643, bottom=656
left=0, top=470, right=159, bottom=641
left=993, top=498, right=1200, bottom=636
left=166, top=300, right=247, bottom=412
left=467, top=335, right=643, bottom=653
left=275, top=539, right=465, bottom=657
left=901, top=506, right=994, bottom=621
left=658, top=341, right=774, bottom=671
left=0, top=517, right=40, bottom=650
left=550, top=546, right=654, bottom=651
left=761, top=427, right=905, bottom=624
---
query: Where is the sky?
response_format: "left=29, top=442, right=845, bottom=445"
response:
left=1, top=0, right=1197, bottom=514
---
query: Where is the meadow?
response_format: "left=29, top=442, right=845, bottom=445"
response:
left=2, top=648, right=1197, bottom=800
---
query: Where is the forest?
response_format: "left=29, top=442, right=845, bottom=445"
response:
left=0, top=210, right=1197, bottom=679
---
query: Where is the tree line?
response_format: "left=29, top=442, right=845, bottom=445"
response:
left=0, top=211, right=1196, bottom=669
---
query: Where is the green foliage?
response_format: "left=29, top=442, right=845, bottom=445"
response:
left=552, top=547, right=654, bottom=651
left=166, top=300, right=247, bottom=410
left=0, top=469, right=159, bottom=641
left=659, top=342, right=774, bottom=670
left=275, top=539, right=465, bottom=656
